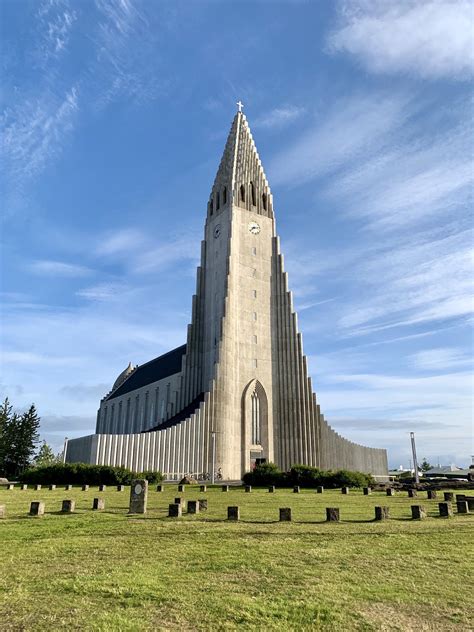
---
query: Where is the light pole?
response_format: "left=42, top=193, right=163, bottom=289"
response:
left=211, top=431, right=216, bottom=485
left=62, top=437, right=69, bottom=464
left=410, top=432, right=419, bottom=484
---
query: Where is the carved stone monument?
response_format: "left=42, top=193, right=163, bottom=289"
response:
left=129, top=479, right=148, bottom=514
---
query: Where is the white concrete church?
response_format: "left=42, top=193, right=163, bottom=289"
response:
left=66, top=107, right=388, bottom=480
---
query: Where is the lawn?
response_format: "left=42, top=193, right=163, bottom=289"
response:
left=0, top=485, right=472, bottom=631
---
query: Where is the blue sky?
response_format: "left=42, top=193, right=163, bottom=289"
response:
left=1, top=0, right=472, bottom=468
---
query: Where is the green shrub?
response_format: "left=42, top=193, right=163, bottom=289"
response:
left=289, top=464, right=324, bottom=487
left=242, top=462, right=285, bottom=486
left=20, top=463, right=163, bottom=486
left=242, top=463, right=375, bottom=488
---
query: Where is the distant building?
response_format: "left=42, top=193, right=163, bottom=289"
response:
left=66, top=109, right=388, bottom=480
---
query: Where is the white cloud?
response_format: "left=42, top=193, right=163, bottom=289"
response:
left=76, top=283, right=130, bottom=301
left=254, top=106, right=305, bottom=129
left=327, top=0, right=474, bottom=81
left=410, top=347, right=473, bottom=371
left=36, top=0, right=77, bottom=62
left=28, top=259, right=92, bottom=277
left=98, top=228, right=146, bottom=256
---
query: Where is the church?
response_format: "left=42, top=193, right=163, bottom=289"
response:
left=66, top=107, right=388, bottom=480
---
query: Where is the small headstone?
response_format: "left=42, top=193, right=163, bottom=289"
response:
left=411, top=505, right=426, bottom=520
left=0, top=505, right=5, bottom=518
left=427, top=490, right=437, bottom=500
left=174, top=497, right=184, bottom=506
left=7, top=484, right=14, bottom=490
left=228, top=506, right=240, bottom=520
left=61, top=500, right=75, bottom=513
left=34, top=484, right=42, bottom=491
left=464, top=497, right=474, bottom=511
left=156, top=485, right=163, bottom=492
left=49, top=484, right=56, bottom=490
left=438, top=502, right=453, bottom=517
left=178, top=484, right=184, bottom=492
left=455, top=494, right=465, bottom=502
left=222, top=485, right=229, bottom=492
left=268, top=485, right=275, bottom=493
left=326, top=507, right=340, bottom=522
left=245, top=485, right=252, bottom=493
left=198, top=498, right=208, bottom=511
left=99, top=485, right=106, bottom=492
left=375, top=506, right=390, bottom=521
left=129, top=479, right=148, bottom=514
left=93, top=498, right=105, bottom=510
left=443, top=492, right=454, bottom=502
left=316, top=486, right=324, bottom=494
left=341, top=487, right=349, bottom=495
left=408, top=489, right=417, bottom=498
left=65, top=485, right=72, bottom=491
left=200, top=485, right=207, bottom=493
left=117, top=485, right=124, bottom=492
left=293, top=486, right=300, bottom=494
left=279, top=507, right=292, bottom=521
left=21, top=484, right=28, bottom=491
left=456, top=500, right=469, bottom=514
left=82, top=485, right=89, bottom=491
left=168, top=503, right=182, bottom=517
left=187, top=500, right=199, bottom=514
left=30, top=501, right=45, bottom=516
left=386, top=488, right=394, bottom=496
left=363, top=487, right=371, bottom=495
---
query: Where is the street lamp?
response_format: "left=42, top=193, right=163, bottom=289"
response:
left=410, top=432, right=419, bottom=484
left=211, top=431, right=216, bottom=485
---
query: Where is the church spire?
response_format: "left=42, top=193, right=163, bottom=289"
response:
left=208, top=109, right=273, bottom=219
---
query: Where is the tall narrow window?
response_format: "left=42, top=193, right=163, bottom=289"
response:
left=253, top=312, right=257, bottom=320
left=103, top=406, right=108, bottom=433
left=210, top=199, right=213, bottom=215
left=154, top=388, right=159, bottom=424
left=216, top=192, right=220, bottom=210
left=134, top=395, right=139, bottom=431
left=118, top=401, right=123, bottom=433
left=251, top=388, right=261, bottom=444
left=251, top=181, right=256, bottom=206
left=262, top=192, right=267, bottom=211
left=240, top=184, right=245, bottom=202
left=253, top=335, right=258, bottom=344
left=144, top=391, right=149, bottom=427
left=110, top=404, right=115, bottom=432
left=126, top=398, right=131, bottom=429
left=253, top=289, right=257, bottom=298
left=223, top=187, right=227, bottom=204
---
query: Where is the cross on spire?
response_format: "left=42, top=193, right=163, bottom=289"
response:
left=236, top=100, right=244, bottom=113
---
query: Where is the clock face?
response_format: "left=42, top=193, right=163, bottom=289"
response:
left=248, top=221, right=260, bottom=235
left=214, top=225, right=221, bottom=239
left=134, top=483, right=143, bottom=496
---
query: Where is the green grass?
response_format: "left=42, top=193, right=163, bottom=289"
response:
left=0, top=485, right=472, bottom=631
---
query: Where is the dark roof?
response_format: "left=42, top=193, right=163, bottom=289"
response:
left=106, top=344, right=186, bottom=401
left=144, top=392, right=205, bottom=432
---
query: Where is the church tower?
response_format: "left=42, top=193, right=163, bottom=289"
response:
left=65, top=107, right=388, bottom=479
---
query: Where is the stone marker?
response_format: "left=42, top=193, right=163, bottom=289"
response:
left=34, top=484, right=42, bottom=491
left=156, top=485, right=163, bottom=492
left=222, top=485, right=229, bottom=492
left=326, top=507, right=340, bottom=522
left=168, top=503, right=182, bottom=517
left=293, top=485, right=300, bottom=493
left=341, top=487, right=349, bottom=495
left=464, top=497, right=474, bottom=511
left=455, top=494, right=465, bottom=502
left=178, top=484, right=184, bottom=492
left=187, top=500, right=199, bottom=514
left=427, top=490, right=437, bottom=500
left=0, top=505, right=5, bottom=518
left=245, top=485, right=252, bottom=493
left=375, top=506, right=390, bottom=521
left=7, top=484, right=14, bottom=490
left=174, top=497, right=184, bottom=506
left=93, top=498, right=105, bottom=510
left=117, top=485, right=124, bottom=492
left=65, top=484, right=72, bottom=491
left=49, top=484, right=56, bottom=490
left=438, top=502, right=453, bottom=517
left=456, top=500, right=469, bottom=514
left=268, top=485, right=275, bottom=493
left=21, top=484, right=28, bottom=491
left=386, top=488, right=395, bottom=496
left=61, top=500, right=75, bottom=513
left=198, top=499, right=208, bottom=511
left=200, top=485, right=207, bottom=493
left=99, top=485, right=106, bottom=492
left=82, top=485, right=89, bottom=491
left=279, top=507, right=292, bottom=521
left=228, top=506, right=240, bottom=520
left=129, top=479, right=148, bottom=514
left=443, top=492, right=454, bottom=502
left=411, top=505, right=426, bottom=519
left=316, top=486, right=324, bottom=494
left=30, top=501, right=45, bottom=516
left=408, top=489, right=417, bottom=498
left=363, top=487, right=372, bottom=495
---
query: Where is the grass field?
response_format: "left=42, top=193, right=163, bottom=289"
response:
left=0, top=484, right=472, bottom=631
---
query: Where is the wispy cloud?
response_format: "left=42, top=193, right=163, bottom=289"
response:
left=410, top=347, right=473, bottom=371
left=28, top=259, right=92, bottom=277
left=76, top=283, right=130, bottom=301
left=254, top=106, right=305, bottom=129
left=97, top=228, right=146, bottom=256
left=36, top=0, right=78, bottom=62
left=327, top=0, right=474, bottom=81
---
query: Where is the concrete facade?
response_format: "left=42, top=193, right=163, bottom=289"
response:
left=66, top=111, right=388, bottom=480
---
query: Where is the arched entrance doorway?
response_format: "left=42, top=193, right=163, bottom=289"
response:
left=241, top=380, right=269, bottom=473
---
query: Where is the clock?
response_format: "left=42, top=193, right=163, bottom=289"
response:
left=248, top=221, right=260, bottom=235
left=214, top=225, right=221, bottom=239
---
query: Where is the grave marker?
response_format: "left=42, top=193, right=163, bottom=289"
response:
left=363, top=487, right=371, bottom=495
left=456, top=500, right=469, bottom=514
left=0, top=505, right=5, bottom=518
left=228, top=506, right=240, bottom=520
left=200, top=485, right=207, bottom=493
left=93, top=498, right=105, bottom=510
left=245, top=485, right=252, bottom=493
left=293, top=486, right=300, bottom=494
left=411, top=505, right=426, bottom=520
left=386, top=488, right=394, bottom=496
left=279, top=507, right=292, bottom=521
left=222, top=485, right=229, bottom=492
left=188, top=500, right=199, bottom=514
left=99, top=485, right=106, bottom=492
left=443, top=492, right=454, bottom=502
left=198, top=499, right=208, bottom=511
left=30, top=501, right=45, bottom=516
left=49, top=484, right=56, bottom=490
left=438, top=502, right=453, bottom=518
left=61, top=500, right=75, bottom=513
left=82, top=485, right=89, bottom=491
left=408, top=489, right=417, bottom=498
left=326, top=507, right=340, bottom=522
left=129, top=479, right=148, bottom=514
left=156, top=485, right=163, bottom=492
left=168, top=503, right=182, bottom=517
left=427, top=490, right=437, bottom=500
left=316, top=486, right=324, bottom=494
left=341, top=487, right=349, bottom=495
left=375, top=506, right=389, bottom=521
left=268, top=486, right=275, bottom=493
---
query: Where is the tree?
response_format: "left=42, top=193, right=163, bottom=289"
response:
left=0, top=398, right=41, bottom=478
left=34, top=441, right=60, bottom=467
left=420, top=458, right=432, bottom=472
